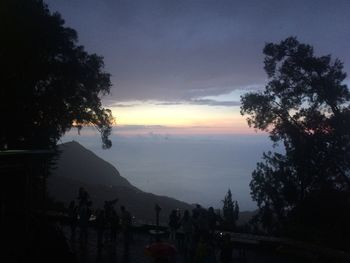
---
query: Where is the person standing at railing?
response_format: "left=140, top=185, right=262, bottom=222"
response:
left=168, top=210, right=180, bottom=242
left=120, top=205, right=132, bottom=257
left=77, top=187, right=92, bottom=244
left=68, top=200, right=78, bottom=241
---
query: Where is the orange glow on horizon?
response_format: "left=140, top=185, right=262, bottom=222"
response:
left=113, top=124, right=258, bottom=136
left=109, top=102, right=255, bottom=135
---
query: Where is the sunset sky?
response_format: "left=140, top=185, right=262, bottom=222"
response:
left=109, top=89, right=250, bottom=135
left=47, top=0, right=350, bottom=136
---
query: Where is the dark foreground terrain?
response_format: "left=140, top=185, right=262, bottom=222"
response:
left=59, top=224, right=334, bottom=263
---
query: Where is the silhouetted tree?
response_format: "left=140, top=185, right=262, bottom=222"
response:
left=241, top=37, right=350, bottom=245
left=0, top=0, right=114, bottom=150
left=233, top=200, right=239, bottom=223
left=222, top=189, right=239, bottom=229
left=1, top=1, right=115, bottom=261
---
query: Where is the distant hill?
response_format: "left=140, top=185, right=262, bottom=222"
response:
left=48, top=141, right=193, bottom=224
left=52, top=141, right=134, bottom=189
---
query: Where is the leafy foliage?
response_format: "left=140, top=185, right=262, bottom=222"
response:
left=241, top=37, right=350, bottom=245
left=0, top=0, right=114, bottom=150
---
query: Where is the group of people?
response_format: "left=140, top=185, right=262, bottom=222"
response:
left=168, top=205, right=234, bottom=263
left=67, top=190, right=235, bottom=262
left=67, top=187, right=132, bottom=256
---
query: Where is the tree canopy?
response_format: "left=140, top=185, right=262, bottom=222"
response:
left=0, top=0, right=114, bottom=150
left=240, top=37, right=350, bottom=245
left=222, top=189, right=239, bottom=230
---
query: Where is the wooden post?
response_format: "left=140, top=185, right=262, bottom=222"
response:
left=154, top=204, right=161, bottom=241
left=155, top=204, right=161, bottom=229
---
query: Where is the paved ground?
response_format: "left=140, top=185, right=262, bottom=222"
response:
left=61, top=226, right=309, bottom=263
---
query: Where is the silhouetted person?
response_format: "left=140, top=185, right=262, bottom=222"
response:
left=78, top=202, right=91, bottom=243
left=168, top=209, right=179, bottom=242
left=197, top=208, right=209, bottom=237
left=120, top=205, right=132, bottom=256
left=77, top=187, right=92, bottom=243
left=207, top=207, right=217, bottom=235
left=103, top=198, right=118, bottom=244
left=192, top=207, right=201, bottom=244
left=180, top=210, right=192, bottom=259
left=104, top=198, right=118, bottom=220
left=95, top=208, right=106, bottom=259
left=110, top=208, right=120, bottom=243
left=192, top=204, right=202, bottom=218
left=78, top=187, right=91, bottom=207
left=68, top=200, right=78, bottom=241
left=220, top=234, right=233, bottom=263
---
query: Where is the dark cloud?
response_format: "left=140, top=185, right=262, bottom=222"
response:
left=46, top=0, right=350, bottom=103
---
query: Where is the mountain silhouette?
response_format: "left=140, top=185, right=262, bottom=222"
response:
left=52, top=141, right=135, bottom=189
left=48, top=141, right=193, bottom=223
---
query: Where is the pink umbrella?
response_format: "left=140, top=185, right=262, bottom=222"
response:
left=145, top=242, right=177, bottom=262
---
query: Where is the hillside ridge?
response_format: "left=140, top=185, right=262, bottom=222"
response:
left=48, top=141, right=193, bottom=223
